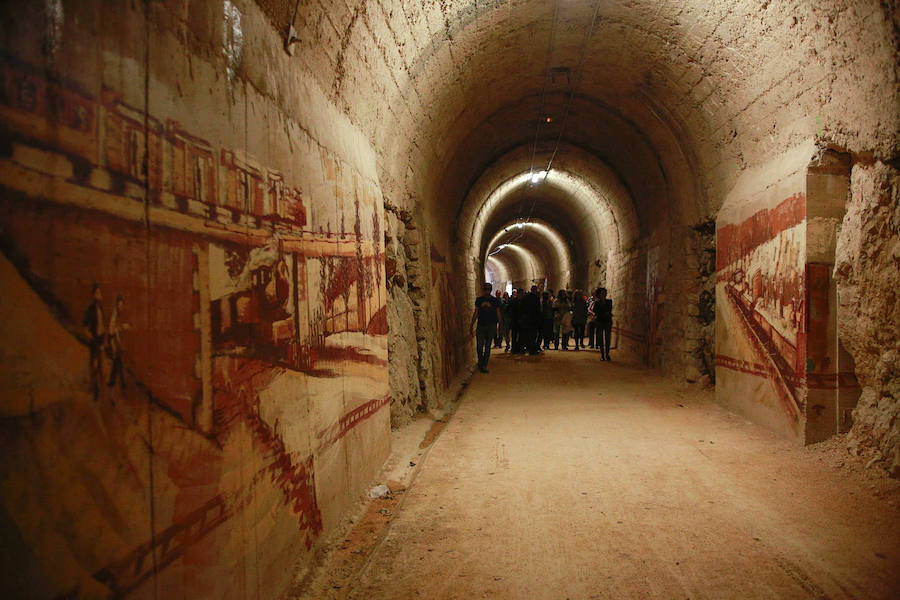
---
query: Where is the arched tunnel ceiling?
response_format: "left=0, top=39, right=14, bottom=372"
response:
left=486, top=218, right=574, bottom=289
left=485, top=255, right=512, bottom=286
left=436, top=95, right=689, bottom=234
left=278, top=0, right=898, bottom=236
left=457, top=143, right=639, bottom=289
left=487, top=243, right=541, bottom=287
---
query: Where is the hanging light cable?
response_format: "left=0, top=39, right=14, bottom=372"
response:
left=488, top=0, right=560, bottom=258
left=489, top=1, right=601, bottom=262
left=496, top=0, right=601, bottom=255
left=543, top=0, right=602, bottom=173
left=527, top=0, right=562, bottom=181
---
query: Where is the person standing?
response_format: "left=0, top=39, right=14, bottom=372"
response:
left=508, top=288, right=521, bottom=353
left=554, top=290, right=573, bottom=350
left=499, top=291, right=511, bottom=351
left=470, top=282, right=502, bottom=373
left=493, top=289, right=504, bottom=348
left=519, top=285, right=542, bottom=355
left=587, top=290, right=598, bottom=348
left=571, top=290, right=588, bottom=350
left=552, top=289, right=568, bottom=349
left=540, top=291, right=555, bottom=350
left=595, top=287, right=613, bottom=360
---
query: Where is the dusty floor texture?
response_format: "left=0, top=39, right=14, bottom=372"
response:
left=296, top=350, right=900, bottom=600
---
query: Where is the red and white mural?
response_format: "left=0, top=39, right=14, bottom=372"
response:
left=0, top=54, right=388, bottom=600
left=715, top=192, right=807, bottom=437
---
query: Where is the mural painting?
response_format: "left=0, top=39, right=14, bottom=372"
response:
left=715, top=192, right=807, bottom=435
left=0, top=55, right=388, bottom=599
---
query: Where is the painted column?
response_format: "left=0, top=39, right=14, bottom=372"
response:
left=804, top=151, right=858, bottom=443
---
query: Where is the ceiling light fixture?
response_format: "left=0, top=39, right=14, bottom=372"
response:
left=488, top=243, right=512, bottom=256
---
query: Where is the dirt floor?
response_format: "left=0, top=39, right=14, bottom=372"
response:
left=294, top=349, right=900, bottom=600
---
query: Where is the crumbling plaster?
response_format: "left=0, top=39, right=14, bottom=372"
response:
left=836, top=160, right=900, bottom=477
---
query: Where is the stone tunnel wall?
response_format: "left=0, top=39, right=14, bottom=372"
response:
left=836, top=160, right=900, bottom=477
left=0, top=1, right=393, bottom=598
left=383, top=199, right=466, bottom=428
left=383, top=203, right=423, bottom=426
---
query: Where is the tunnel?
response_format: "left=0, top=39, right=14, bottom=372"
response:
left=0, top=1, right=898, bottom=598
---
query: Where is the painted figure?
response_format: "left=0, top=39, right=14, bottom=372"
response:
left=82, top=283, right=106, bottom=397
left=107, top=294, right=131, bottom=389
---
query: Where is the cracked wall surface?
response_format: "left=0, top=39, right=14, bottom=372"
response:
left=836, top=161, right=900, bottom=477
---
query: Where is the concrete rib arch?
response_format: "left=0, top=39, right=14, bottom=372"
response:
left=457, top=145, right=639, bottom=297
left=485, top=218, right=573, bottom=292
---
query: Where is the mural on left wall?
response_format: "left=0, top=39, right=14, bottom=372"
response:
left=0, top=55, right=388, bottom=600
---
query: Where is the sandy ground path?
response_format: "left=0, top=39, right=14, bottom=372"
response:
left=310, top=350, right=900, bottom=600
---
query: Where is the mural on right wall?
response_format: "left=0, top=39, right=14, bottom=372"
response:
left=715, top=192, right=807, bottom=439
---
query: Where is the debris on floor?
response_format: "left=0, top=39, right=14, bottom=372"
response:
left=368, top=484, right=392, bottom=499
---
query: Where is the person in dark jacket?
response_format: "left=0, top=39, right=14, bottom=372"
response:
left=470, top=282, right=503, bottom=373
left=519, top=285, right=542, bottom=355
left=493, top=290, right=504, bottom=348
left=498, top=291, right=511, bottom=351
left=571, top=290, right=588, bottom=350
left=508, top=288, right=521, bottom=353
left=595, top=287, right=613, bottom=360
left=553, top=289, right=571, bottom=350
left=540, top=291, right=555, bottom=349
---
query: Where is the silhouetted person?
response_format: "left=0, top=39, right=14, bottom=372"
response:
left=508, top=288, right=522, bottom=353
left=595, top=287, right=613, bottom=360
left=587, top=290, right=598, bottom=348
left=519, top=285, right=542, bottom=354
left=572, top=290, right=588, bottom=350
left=555, top=290, right=572, bottom=349
left=493, top=290, right=504, bottom=348
left=470, top=282, right=502, bottom=373
left=540, top=291, right=554, bottom=349
left=499, top=291, right=511, bottom=351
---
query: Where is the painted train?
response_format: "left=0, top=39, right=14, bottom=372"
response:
left=0, top=57, right=307, bottom=230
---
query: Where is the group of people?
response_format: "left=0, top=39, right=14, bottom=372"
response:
left=470, top=282, right=613, bottom=373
